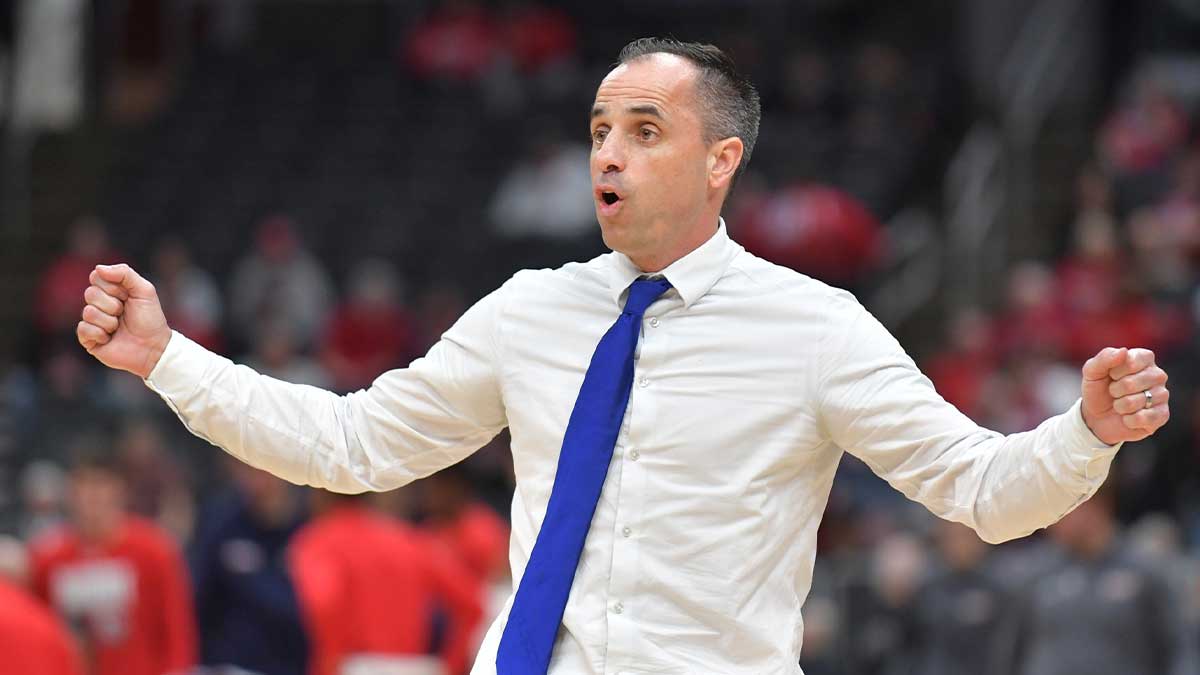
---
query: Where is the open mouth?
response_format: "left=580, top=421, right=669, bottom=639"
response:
left=595, top=186, right=624, bottom=213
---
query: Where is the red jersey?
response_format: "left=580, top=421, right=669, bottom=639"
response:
left=0, top=579, right=85, bottom=675
left=427, top=503, right=509, bottom=583
left=31, top=517, right=197, bottom=675
left=290, top=505, right=484, bottom=675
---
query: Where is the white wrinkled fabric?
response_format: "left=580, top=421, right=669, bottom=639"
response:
left=146, top=221, right=1120, bottom=675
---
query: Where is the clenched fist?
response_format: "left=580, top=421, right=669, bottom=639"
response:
left=1081, top=347, right=1170, bottom=446
left=76, top=263, right=172, bottom=379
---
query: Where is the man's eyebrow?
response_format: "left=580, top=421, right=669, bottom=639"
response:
left=589, top=103, right=665, bottom=120
left=627, top=104, right=664, bottom=119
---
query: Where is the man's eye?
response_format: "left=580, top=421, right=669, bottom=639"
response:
left=640, top=127, right=658, bottom=140
left=592, top=129, right=608, bottom=143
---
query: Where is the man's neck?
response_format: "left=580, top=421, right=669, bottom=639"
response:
left=628, top=219, right=720, bottom=273
left=78, top=517, right=124, bottom=547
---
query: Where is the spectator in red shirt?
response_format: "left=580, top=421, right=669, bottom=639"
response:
left=422, top=465, right=510, bottom=665
left=735, top=182, right=884, bottom=287
left=290, top=491, right=483, bottom=675
left=1099, top=75, right=1189, bottom=176
left=30, top=443, right=197, bottom=675
left=1056, top=211, right=1170, bottom=361
left=115, top=416, right=195, bottom=543
left=923, top=307, right=997, bottom=421
left=149, top=237, right=224, bottom=353
left=499, top=0, right=576, bottom=75
left=319, top=259, right=419, bottom=393
left=991, top=262, right=1069, bottom=360
left=423, top=464, right=509, bottom=585
left=0, top=536, right=85, bottom=675
left=35, top=216, right=122, bottom=342
left=402, top=0, right=499, bottom=83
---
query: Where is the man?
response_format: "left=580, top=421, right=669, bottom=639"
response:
left=30, top=444, right=196, bottom=675
left=909, top=521, right=1012, bottom=675
left=75, top=38, right=1170, bottom=674
left=189, top=458, right=309, bottom=675
left=289, top=490, right=483, bottom=675
left=1007, top=484, right=1183, bottom=675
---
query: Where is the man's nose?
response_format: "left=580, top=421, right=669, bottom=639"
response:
left=593, top=135, right=625, bottom=173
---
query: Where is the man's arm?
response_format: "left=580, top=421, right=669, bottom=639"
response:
left=815, top=291, right=1169, bottom=544
left=77, top=264, right=508, bottom=493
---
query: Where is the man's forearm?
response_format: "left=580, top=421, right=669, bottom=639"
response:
left=144, top=330, right=505, bottom=493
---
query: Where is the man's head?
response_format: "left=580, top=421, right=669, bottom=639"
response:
left=1050, top=479, right=1118, bottom=558
left=935, top=520, right=988, bottom=572
left=590, top=38, right=760, bottom=271
left=67, top=440, right=128, bottom=543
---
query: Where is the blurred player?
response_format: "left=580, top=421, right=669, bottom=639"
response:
left=290, top=490, right=483, bottom=675
left=910, top=521, right=1012, bottom=675
left=1008, top=483, right=1183, bottom=675
left=0, top=535, right=85, bottom=675
left=190, top=458, right=310, bottom=675
left=422, top=464, right=511, bottom=666
left=30, top=442, right=196, bottom=675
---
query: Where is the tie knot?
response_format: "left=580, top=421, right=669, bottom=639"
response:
left=623, top=278, right=672, bottom=317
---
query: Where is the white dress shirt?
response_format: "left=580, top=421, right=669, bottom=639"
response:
left=145, top=221, right=1121, bottom=675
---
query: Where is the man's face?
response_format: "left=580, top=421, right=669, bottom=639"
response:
left=69, top=469, right=125, bottom=539
left=589, top=54, right=713, bottom=267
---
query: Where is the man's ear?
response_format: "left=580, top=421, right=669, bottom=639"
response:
left=707, top=137, right=745, bottom=192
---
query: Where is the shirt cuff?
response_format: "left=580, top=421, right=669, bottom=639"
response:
left=1061, top=398, right=1123, bottom=483
left=143, top=329, right=220, bottom=402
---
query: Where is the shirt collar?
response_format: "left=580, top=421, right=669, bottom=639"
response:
left=607, top=218, right=736, bottom=310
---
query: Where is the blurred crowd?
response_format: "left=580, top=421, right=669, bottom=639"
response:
left=2, top=1, right=1200, bottom=674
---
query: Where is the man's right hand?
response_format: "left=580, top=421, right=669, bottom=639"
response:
left=76, top=263, right=172, bottom=380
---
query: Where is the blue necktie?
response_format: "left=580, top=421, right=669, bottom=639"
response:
left=496, top=277, right=673, bottom=674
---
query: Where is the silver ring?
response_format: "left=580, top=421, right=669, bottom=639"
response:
left=1144, top=389, right=1153, bottom=409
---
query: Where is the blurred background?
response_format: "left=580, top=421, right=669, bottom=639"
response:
left=0, top=0, right=1198, bottom=674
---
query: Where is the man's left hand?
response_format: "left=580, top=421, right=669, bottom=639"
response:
left=1081, top=347, right=1170, bottom=446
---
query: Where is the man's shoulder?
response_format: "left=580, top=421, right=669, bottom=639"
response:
left=498, top=253, right=614, bottom=295
left=123, top=516, right=183, bottom=557
left=726, top=247, right=861, bottom=309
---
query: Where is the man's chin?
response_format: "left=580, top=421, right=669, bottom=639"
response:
left=597, top=217, right=627, bottom=248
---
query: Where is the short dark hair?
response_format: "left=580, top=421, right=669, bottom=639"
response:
left=69, top=435, right=123, bottom=479
left=616, top=37, right=761, bottom=184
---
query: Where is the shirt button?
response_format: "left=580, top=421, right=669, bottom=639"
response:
left=649, top=317, right=660, bottom=328
left=629, top=450, right=640, bottom=461
left=622, top=526, right=632, bottom=538
left=613, top=602, right=624, bottom=614
left=638, top=377, right=649, bottom=388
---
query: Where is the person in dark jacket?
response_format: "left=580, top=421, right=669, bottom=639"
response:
left=911, top=521, right=1012, bottom=675
left=1008, top=482, right=1183, bottom=675
left=190, top=458, right=309, bottom=675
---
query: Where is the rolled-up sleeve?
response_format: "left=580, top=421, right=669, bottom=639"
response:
left=816, top=290, right=1121, bottom=544
left=145, top=281, right=510, bottom=493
